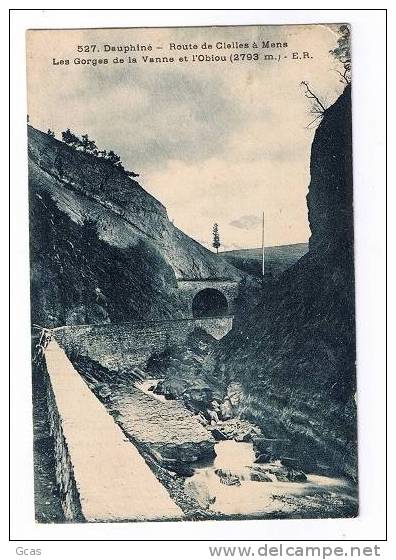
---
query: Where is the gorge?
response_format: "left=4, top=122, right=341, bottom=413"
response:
left=30, top=83, right=357, bottom=522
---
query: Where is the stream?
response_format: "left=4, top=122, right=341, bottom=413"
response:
left=135, top=379, right=358, bottom=518
left=187, top=440, right=357, bottom=516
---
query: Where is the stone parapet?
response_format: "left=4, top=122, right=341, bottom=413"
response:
left=44, top=339, right=183, bottom=522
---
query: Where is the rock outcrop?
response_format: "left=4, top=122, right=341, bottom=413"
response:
left=207, top=86, right=357, bottom=479
left=109, top=386, right=215, bottom=466
left=28, top=126, right=241, bottom=326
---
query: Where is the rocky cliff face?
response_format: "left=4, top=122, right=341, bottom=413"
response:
left=28, top=126, right=241, bottom=326
left=207, top=86, right=357, bottom=478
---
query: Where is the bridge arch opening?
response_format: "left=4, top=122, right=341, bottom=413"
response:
left=192, top=288, right=228, bottom=318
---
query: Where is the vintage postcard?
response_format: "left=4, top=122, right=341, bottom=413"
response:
left=26, top=24, right=357, bottom=523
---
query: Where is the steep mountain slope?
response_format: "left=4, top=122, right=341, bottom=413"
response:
left=207, top=86, right=357, bottom=478
left=28, top=126, right=241, bottom=326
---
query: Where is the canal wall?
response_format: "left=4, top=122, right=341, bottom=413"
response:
left=43, top=339, right=183, bottom=522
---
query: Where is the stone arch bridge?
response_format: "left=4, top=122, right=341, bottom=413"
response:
left=176, top=278, right=240, bottom=320
left=54, top=278, right=240, bottom=374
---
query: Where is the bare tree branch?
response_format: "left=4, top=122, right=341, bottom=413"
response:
left=333, top=68, right=351, bottom=85
left=301, top=81, right=327, bottom=113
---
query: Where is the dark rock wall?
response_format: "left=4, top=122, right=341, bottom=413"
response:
left=307, top=85, right=354, bottom=256
left=28, top=126, right=243, bottom=327
left=29, top=189, right=183, bottom=327
left=208, top=86, right=357, bottom=478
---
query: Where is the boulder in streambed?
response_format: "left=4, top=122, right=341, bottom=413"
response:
left=214, top=469, right=241, bottom=486
left=183, top=383, right=213, bottom=411
left=249, top=468, right=272, bottom=482
left=269, top=466, right=307, bottom=483
left=254, top=452, right=271, bottom=464
left=252, top=437, right=291, bottom=458
left=209, top=418, right=261, bottom=442
left=210, top=428, right=228, bottom=441
left=155, top=376, right=214, bottom=412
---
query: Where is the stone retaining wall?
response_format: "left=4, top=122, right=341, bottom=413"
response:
left=45, top=374, right=84, bottom=521
left=54, top=317, right=233, bottom=371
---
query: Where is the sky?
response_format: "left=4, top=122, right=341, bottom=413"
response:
left=26, top=24, right=346, bottom=250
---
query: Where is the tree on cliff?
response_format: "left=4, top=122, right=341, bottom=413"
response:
left=81, top=134, right=98, bottom=155
left=106, top=150, right=122, bottom=165
left=301, top=25, right=351, bottom=129
left=61, top=128, right=80, bottom=148
left=47, top=129, right=55, bottom=137
left=126, top=169, right=140, bottom=178
left=212, top=223, right=221, bottom=254
left=330, top=24, right=351, bottom=85
left=60, top=128, right=139, bottom=176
